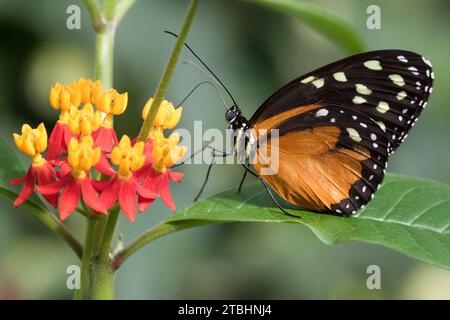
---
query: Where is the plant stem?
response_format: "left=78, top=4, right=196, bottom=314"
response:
left=0, top=189, right=82, bottom=259
left=113, top=220, right=208, bottom=270
left=89, top=254, right=115, bottom=300
left=74, top=216, right=97, bottom=299
left=89, top=208, right=118, bottom=300
left=137, top=0, right=199, bottom=141
left=96, top=29, right=115, bottom=90
left=84, top=0, right=105, bottom=31
left=99, top=206, right=120, bottom=261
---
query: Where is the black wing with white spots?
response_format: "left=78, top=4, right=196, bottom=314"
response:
left=276, top=105, right=389, bottom=215
left=250, top=50, right=433, bottom=154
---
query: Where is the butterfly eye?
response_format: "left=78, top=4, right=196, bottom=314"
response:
left=225, top=107, right=239, bottom=122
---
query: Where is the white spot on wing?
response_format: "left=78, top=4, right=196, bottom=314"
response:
left=408, top=66, right=419, bottom=75
left=376, top=121, right=386, bottom=132
left=315, top=108, right=329, bottom=117
left=376, top=101, right=390, bottom=113
left=356, top=84, right=372, bottom=95
left=346, top=128, right=362, bottom=142
left=364, top=60, right=382, bottom=70
left=397, top=55, right=408, bottom=63
left=352, top=96, right=367, bottom=104
left=389, top=74, right=405, bottom=86
left=333, top=72, right=347, bottom=82
left=396, top=91, right=407, bottom=101
left=312, top=78, right=325, bottom=88
left=301, top=76, right=316, bottom=84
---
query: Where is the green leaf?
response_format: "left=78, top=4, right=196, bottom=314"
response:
left=0, top=138, right=46, bottom=210
left=169, top=174, right=450, bottom=270
left=246, top=0, right=365, bottom=53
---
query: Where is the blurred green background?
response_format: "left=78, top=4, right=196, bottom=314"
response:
left=1, top=0, right=450, bottom=299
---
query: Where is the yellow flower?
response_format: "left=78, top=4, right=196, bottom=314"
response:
left=96, top=89, right=128, bottom=128
left=152, top=132, right=187, bottom=173
left=142, top=98, right=182, bottom=131
left=90, top=80, right=104, bottom=105
left=68, top=103, right=102, bottom=137
left=111, top=135, right=145, bottom=179
left=13, top=123, right=47, bottom=166
left=78, top=78, right=94, bottom=104
left=68, top=136, right=101, bottom=180
left=49, top=82, right=81, bottom=112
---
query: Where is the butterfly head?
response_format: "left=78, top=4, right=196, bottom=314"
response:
left=226, top=105, right=248, bottom=130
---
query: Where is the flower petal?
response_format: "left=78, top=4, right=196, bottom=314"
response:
left=63, top=126, right=77, bottom=149
left=13, top=168, right=35, bottom=208
left=94, top=153, right=116, bottom=176
left=119, top=179, right=137, bottom=222
left=47, top=123, right=65, bottom=160
left=168, top=170, right=184, bottom=183
left=60, top=181, right=81, bottom=220
left=92, top=178, right=115, bottom=192
left=133, top=177, right=158, bottom=199
left=37, top=174, right=71, bottom=195
left=81, top=179, right=107, bottom=214
left=138, top=197, right=155, bottom=213
left=10, top=176, right=26, bottom=186
left=94, top=127, right=118, bottom=152
left=100, top=178, right=120, bottom=210
left=138, top=171, right=161, bottom=212
left=36, top=163, right=58, bottom=208
left=159, top=172, right=176, bottom=211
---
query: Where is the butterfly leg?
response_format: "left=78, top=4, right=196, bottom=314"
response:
left=172, top=143, right=211, bottom=168
left=237, top=170, right=248, bottom=193
left=241, top=164, right=301, bottom=218
left=193, top=147, right=232, bottom=202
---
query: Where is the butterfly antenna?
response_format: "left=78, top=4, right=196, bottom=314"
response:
left=164, top=30, right=238, bottom=107
left=177, top=79, right=228, bottom=110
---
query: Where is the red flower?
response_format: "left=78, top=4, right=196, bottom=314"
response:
left=100, top=135, right=157, bottom=222
left=100, top=175, right=157, bottom=222
left=47, top=121, right=76, bottom=160
left=138, top=169, right=183, bottom=212
left=10, top=161, right=58, bottom=208
left=38, top=173, right=106, bottom=220
left=37, top=137, right=107, bottom=220
left=93, top=126, right=119, bottom=153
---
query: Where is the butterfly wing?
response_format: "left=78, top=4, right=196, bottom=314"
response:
left=250, top=50, right=433, bottom=154
left=252, top=105, right=389, bottom=215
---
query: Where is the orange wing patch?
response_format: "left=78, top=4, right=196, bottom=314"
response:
left=253, top=126, right=368, bottom=212
left=252, top=104, right=321, bottom=133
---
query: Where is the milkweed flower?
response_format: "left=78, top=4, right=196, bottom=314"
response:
left=10, top=123, right=58, bottom=208
left=100, top=135, right=157, bottom=222
left=11, top=78, right=185, bottom=223
left=94, top=88, right=128, bottom=152
left=139, top=98, right=186, bottom=211
left=37, top=136, right=107, bottom=220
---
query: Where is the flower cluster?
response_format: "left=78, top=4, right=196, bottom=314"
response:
left=11, top=79, right=186, bottom=222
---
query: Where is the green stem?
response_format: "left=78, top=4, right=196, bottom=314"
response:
left=99, top=207, right=120, bottom=261
left=84, top=0, right=105, bottom=31
left=73, top=216, right=97, bottom=300
left=0, top=189, right=82, bottom=259
left=137, top=0, right=199, bottom=141
left=89, top=254, right=115, bottom=300
left=95, top=28, right=115, bottom=90
left=103, top=0, right=117, bottom=21
left=113, top=220, right=207, bottom=270
left=89, top=208, right=119, bottom=300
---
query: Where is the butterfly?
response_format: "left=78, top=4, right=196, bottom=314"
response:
left=169, top=31, right=434, bottom=216
left=222, top=50, right=434, bottom=216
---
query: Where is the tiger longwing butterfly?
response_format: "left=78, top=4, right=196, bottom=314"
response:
left=172, top=32, right=434, bottom=216
left=226, top=50, right=433, bottom=216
